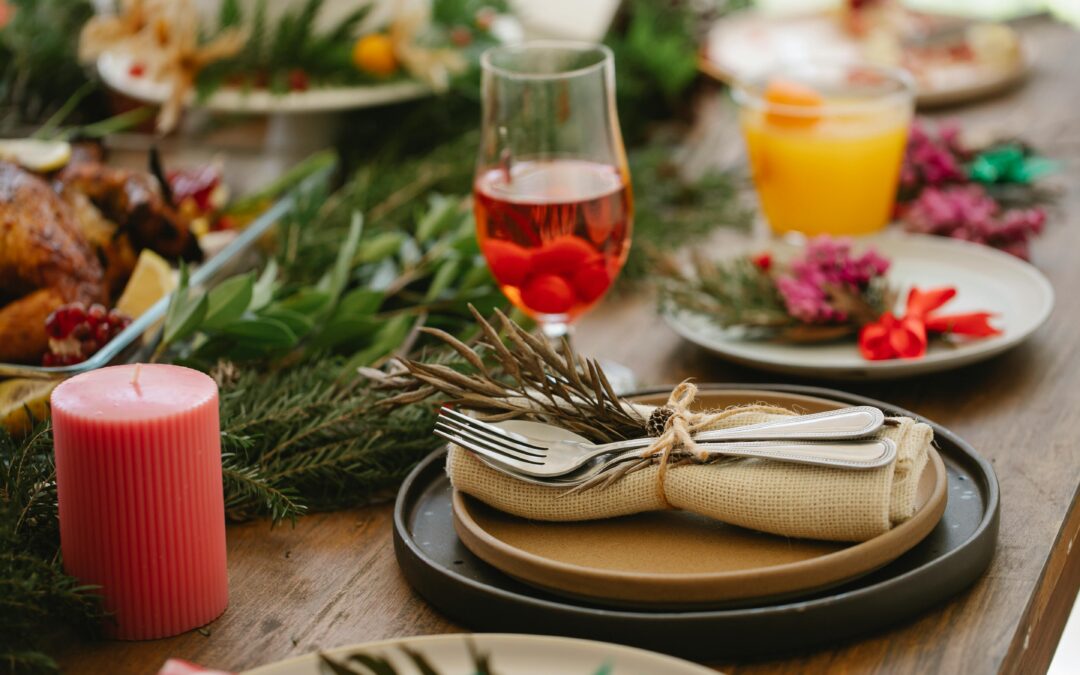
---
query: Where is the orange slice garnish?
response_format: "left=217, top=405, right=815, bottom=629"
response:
left=763, top=79, right=824, bottom=127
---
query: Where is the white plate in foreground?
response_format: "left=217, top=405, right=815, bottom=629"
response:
left=664, top=233, right=1054, bottom=380
left=98, top=51, right=430, bottom=114
left=243, top=633, right=715, bottom=675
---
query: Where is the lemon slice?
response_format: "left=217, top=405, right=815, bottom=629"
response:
left=0, top=378, right=57, bottom=436
left=115, top=248, right=177, bottom=319
left=0, top=138, right=72, bottom=172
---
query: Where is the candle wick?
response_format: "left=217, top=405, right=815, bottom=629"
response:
left=131, top=364, right=142, bottom=394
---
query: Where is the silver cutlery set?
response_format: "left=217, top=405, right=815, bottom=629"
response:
left=434, top=405, right=897, bottom=487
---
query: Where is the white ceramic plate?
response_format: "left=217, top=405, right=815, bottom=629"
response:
left=664, top=233, right=1054, bottom=380
left=98, top=51, right=430, bottom=114
left=243, top=633, right=716, bottom=675
left=700, top=11, right=1028, bottom=107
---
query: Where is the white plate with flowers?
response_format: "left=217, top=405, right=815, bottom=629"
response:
left=661, top=232, right=1053, bottom=380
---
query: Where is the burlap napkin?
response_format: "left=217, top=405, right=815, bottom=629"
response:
left=447, top=405, right=933, bottom=542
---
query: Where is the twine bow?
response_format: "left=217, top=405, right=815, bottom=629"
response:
left=640, top=381, right=733, bottom=508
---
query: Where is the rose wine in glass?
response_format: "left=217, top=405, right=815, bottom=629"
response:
left=474, top=159, right=632, bottom=327
left=475, top=41, right=633, bottom=342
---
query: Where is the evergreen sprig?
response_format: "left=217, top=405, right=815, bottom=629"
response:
left=1, top=423, right=105, bottom=675
left=216, top=358, right=444, bottom=523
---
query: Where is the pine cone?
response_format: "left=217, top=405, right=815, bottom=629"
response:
left=647, top=406, right=674, bottom=437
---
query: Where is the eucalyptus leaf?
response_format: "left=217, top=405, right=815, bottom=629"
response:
left=416, top=194, right=460, bottom=242
left=203, top=273, right=255, bottom=330
left=358, top=231, right=406, bottom=264
left=161, top=264, right=209, bottom=351
left=251, top=259, right=279, bottom=311
left=218, top=317, right=299, bottom=349
left=316, top=211, right=363, bottom=307
left=398, top=236, right=423, bottom=266
left=425, top=258, right=461, bottom=301
left=335, top=288, right=384, bottom=316
left=277, top=289, right=332, bottom=317
left=341, top=314, right=412, bottom=373
left=257, top=306, right=316, bottom=337
left=309, top=316, right=381, bottom=351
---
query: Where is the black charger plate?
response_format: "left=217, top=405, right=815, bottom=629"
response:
left=392, top=384, right=999, bottom=661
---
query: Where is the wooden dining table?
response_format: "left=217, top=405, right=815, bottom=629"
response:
left=56, top=17, right=1080, bottom=675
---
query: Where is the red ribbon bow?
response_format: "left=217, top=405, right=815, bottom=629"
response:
left=858, top=286, right=1001, bottom=361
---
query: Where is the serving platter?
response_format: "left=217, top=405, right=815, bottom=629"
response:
left=244, top=633, right=715, bottom=675
left=700, top=10, right=1029, bottom=107
left=663, top=233, right=1054, bottom=380
left=394, top=384, right=999, bottom=660
left=98, top=51, right=430, bottom=114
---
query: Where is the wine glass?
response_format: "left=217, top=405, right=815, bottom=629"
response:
left=474, top=41, right=633, bottom=341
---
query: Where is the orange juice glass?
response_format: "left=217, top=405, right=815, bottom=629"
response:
left=735, top=63, right=915, bottom=237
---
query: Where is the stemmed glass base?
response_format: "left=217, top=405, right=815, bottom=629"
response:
left=541, top=323, right=638, bottom=395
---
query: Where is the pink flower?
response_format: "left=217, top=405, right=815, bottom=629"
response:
left=900, top=120, right=967, bottom=194
left=901, top=184, right=1045, bottom=260
left=776, top=236, right=890, bottom=323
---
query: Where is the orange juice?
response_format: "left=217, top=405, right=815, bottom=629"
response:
left=736, top=66, right=914, bottom=237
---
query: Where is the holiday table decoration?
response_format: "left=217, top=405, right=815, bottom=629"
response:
left=373, top=310, right=935, bottom=543
left=656, top=235, right=1002, bottom=362
left=51, top=363, right=227, bottom=640
left=896, top=120, right=1056, bottom=260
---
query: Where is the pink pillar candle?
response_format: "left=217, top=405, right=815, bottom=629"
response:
left=52, top=364, right=228, bottom=640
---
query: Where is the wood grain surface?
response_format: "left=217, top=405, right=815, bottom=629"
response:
left=55, top=18, right=1080, bottom=675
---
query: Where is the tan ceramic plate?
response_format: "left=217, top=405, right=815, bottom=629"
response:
left=452, top=390, right=948, bottom=609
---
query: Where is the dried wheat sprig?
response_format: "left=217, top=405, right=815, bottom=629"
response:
left=363, top=306, right=647, bottom=443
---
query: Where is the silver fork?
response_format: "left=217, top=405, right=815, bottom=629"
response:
left=435, top=405, right=886, bottom=478
left=446, top=425, right=898, bottom=484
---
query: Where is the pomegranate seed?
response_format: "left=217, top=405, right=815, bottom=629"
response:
left=45, top=311, right=64, bottom=338
left=53, top=303, right=87, bottom=338
left=94, top=323, right=111, bottom=343
left=42, top=353, right=56, bottom=367
left=72, top=322, right=91, bottom=339
left=88, top=303, right=107, bottom=323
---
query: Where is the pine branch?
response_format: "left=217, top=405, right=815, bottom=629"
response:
left=217, top=357, right=445, bottom=522
left=1, top=423, right=105, bottom=675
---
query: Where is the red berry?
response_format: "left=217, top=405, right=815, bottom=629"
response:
left=521, top=274, right=575, bottom=314
left=288, top=68, right=310, bottom=92
left=571, top=263, right=611, bottom=304
left=88, top=303, right=107, bottom=323
left=751, top=252, right=772, bottom=271
left=482, top=240, right=532, bottom=287
left=531, top=236, right=595, bottom=278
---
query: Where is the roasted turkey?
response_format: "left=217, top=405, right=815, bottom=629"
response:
left=0, top=161, right=107, bottom=363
